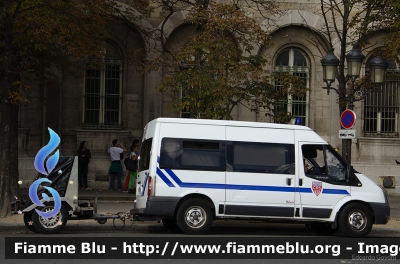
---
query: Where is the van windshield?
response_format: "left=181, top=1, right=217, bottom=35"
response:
left=139, top=138, right=152, bottom=171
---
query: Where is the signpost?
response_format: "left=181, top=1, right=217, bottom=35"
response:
left=339, top=109, right=357, bottom=164
left=340, top=109, right=356, bottom=129
left=339, top=129, right=356, bottom=139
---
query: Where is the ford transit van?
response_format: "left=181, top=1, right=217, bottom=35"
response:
left=131, top=118, right=389, bottom=237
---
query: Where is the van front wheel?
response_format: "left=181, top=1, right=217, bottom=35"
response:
left=176, top=199, right=213, bottom=234
left=338, top=203, right=372, bottom=238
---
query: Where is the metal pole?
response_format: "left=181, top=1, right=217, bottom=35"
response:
left=346, top=78, right=356, bottom=166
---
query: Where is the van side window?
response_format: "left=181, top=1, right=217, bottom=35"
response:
left=226, top=141, right=295, bottom=174
left=302, top=144, right=347, bottom=182
left=160, top=138, right=225, bottom=171
left=139, top=138, right=152, bottom=171
left=302, top=145, right=325, bottom=176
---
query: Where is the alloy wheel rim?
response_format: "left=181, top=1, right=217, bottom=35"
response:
left=348, top=211, right=366, bottom=231
left=184, top=206, right=206, bottom=229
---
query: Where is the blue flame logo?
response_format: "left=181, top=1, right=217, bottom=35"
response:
left=30, top=128, right=62, bottom=218
left=29, top=178, right=61, bottom=218
left=34, top=128, right=60, bottom=175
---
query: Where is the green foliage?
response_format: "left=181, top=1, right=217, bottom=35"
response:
left=150, top=2, right=308, bottom=120
left=0, top=0, right=149, bottom=103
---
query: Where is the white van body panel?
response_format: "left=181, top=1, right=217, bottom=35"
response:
left=351, top=173, right=386, bottom=204
left=133, top=118, right=389, bottom=234
left=225, top=126, right=296, bottom=218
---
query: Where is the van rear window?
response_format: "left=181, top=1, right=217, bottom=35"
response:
left=139, top=138, right=152, bottom=171
left=160, top=138, right=225, bottom=171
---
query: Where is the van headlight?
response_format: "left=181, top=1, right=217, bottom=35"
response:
left=378, top=184, right=389, bottom=204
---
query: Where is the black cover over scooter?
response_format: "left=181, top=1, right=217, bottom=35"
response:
left=23, top=156, right=75, bottom=208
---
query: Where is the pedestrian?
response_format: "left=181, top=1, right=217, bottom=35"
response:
left=77, top=141, right=92, bottom=191
left=127, top=144, right=139, bottom=194
left=132, top=138, right=141, bottom=148
left=123, top=138, right=141, bottom=192
left=108, top=139, right=126, bottom=191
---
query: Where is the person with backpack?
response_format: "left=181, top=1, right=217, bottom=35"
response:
left=126, top=144, right=139, bottom=193
left=123, top=139, right=141, bottom=193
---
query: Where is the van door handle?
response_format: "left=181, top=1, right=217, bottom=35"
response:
left=299, top=179, right=303, bottom=186
left=138, top=181, right=141, bottom=184
left=286, top=178, right=292, bottom=186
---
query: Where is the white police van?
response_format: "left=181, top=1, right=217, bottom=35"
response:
left=132, top=118, right=389, bottom=237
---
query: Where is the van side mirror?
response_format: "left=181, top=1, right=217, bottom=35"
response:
left=346, top=165, right=354, bottom=181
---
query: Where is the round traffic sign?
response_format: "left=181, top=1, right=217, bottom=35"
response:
left=340, top=109, right=356, bottom=129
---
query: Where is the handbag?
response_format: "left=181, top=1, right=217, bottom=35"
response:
left=120, top=153, right=124, bottom=160
left=124, top=156, right=138, bottom=171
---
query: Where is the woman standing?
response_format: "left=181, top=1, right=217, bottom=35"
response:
left=127, top=144, right=139, bottom=194
left=77, top=141, right=92, bottom=190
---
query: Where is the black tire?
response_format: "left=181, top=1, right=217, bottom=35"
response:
left=176, top=199, right=213, bottom=234
left=162, top=217, right=182, bottom=233
left=32, top=203, right=68, bottom=234
left=310, top=223, right=338, bottom=236
left=23, top=212, right=39, bottom=233
left=338, top=203, right=373, bottom=238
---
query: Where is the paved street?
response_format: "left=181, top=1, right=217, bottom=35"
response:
left=2, top=192, right=400, bottom=263
left=1, top=196, right=400, bottom=236
left=3, top=188, right=400, bottom=234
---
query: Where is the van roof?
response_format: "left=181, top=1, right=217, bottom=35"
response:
left=153, top=118, right=312, bottom=131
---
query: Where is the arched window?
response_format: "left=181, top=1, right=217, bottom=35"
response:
left=363, top=55, right=399, bottom=137
left=274, top=48, right=309, bottom=125
left=84, top=41, right=122, bottom=129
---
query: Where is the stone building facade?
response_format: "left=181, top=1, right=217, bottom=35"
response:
left=17, top=1, right=400, bottom=194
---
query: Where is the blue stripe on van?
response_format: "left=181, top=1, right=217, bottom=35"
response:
left=164, top=169, right=182, bottom=184
left=141, top=173, right=149, bottom=196
left=226, top=184, right=296, bottom=192
left=156, top=167, right=175, bottom=187
left=297, top=187, right=349, bottom=195
left=322, top=189, right=349, bottom=195
left=156, top=157, right=349, bottom=195
left=295, top=187, right=350, bottom=195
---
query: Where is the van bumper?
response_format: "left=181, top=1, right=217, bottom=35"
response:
left=370, top=202, right=390, bottom=224
left=131, top=196, right=180, bottom=217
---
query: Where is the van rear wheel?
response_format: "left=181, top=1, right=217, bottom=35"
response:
left=176, top=199, right=213, bottom=234
left=339, top=203, right=372, bottom=238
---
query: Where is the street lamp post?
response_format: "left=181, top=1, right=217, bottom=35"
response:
left=321, top=44, right=388, bottom=165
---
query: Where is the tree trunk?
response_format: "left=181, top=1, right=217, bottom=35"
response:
left=0, top=76, right=20, bottom=217
left=0, top=0, right=20, bottom=217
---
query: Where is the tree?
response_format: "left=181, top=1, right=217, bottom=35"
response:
left=0, top=0, right=148, bottom=217
left=301, top=0, right=397, bottom=161
left=149, top=0, right=307, bottom=120
left=382, top=0, right=400, bottom=57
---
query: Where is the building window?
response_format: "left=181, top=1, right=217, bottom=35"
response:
left=363, top=57, right=399, bottom=137
left=274, top=48, right=309, bottom=125
left=84, top=41, right=122, bottom=129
